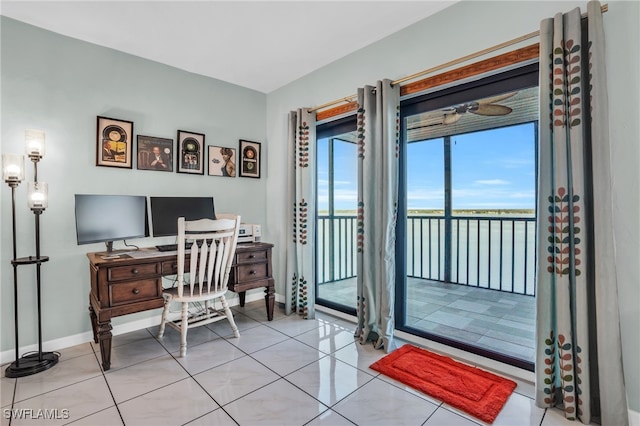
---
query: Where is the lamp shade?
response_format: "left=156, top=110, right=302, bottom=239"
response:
left=2, top=154, right=25, bottom=183
left=25, top=129, right=46, bottom=159
left=28, top=181, right=48, bottom=210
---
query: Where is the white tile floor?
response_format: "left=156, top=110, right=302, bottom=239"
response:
left=1, top=301, right=576, bottom=426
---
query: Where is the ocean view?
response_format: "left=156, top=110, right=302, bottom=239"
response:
left=317, top=209, right=537, bottom=296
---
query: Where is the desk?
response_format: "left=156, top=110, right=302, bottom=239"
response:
left=87, top=242, right=274, bottom=371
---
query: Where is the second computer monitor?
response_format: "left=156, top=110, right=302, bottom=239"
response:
left=150, top=196, right=215, bottom=237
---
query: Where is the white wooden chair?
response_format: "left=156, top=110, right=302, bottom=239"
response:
left=158, top=214, right=241, bottom=357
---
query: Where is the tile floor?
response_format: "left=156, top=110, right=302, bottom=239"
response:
left=319, top=277, right=536, bottom=363
left=2, top=300, right=572, bottom=426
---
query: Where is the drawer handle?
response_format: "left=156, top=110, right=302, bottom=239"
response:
left=132, top=288, right=140, bottom=295
left=249, top=270, right=257, bottom=275
left=248, top=254, right=255, bottom=259
left=132, top=269, right=139, bottom=275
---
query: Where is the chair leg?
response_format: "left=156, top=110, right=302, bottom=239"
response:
left=158, top=295, right=171, bottom=338
left=205, top=300, right=211, bottom=318
left=179, top=302, right=189, bottom=357
left=220, top=295, right=240, bottom=338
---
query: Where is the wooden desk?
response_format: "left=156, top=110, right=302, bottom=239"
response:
left=87, top=242, right=274, bottom=371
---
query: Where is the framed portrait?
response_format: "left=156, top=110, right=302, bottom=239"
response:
left=208, top=146, right=236, bottom=177
left=177, top=130, right=205, bottom=175
left=96, top=116, right=133, bottom=168
left=137, top=135, right=173, bottom=172
left=238, top=139, right=261, bottom=178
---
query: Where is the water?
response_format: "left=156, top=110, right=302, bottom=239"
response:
left=317, top=214, right=537, bottom=296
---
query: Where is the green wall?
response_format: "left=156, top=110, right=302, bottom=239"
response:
left=1, top=17, right=267, bottom=352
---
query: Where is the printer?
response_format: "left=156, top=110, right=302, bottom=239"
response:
left=238, top=224, right=262, bottom=243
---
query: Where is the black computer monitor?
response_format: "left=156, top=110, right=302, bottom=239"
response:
left=150, top=197, right=215, bottom=237
left=74, top=194, right=149, bottom=252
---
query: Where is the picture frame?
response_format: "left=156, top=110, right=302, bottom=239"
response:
left=208, top=146, right=236, bottom=177
left=96, top=116, right=133, bottom=168
left=177, top=130, right=205, bottom=175
left=137, top=135, right=173, bottom=172
left=238, top=139, right=261, bottom=178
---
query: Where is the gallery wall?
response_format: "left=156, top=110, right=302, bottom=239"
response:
left=0, top=17, right=267, bottom=353
left=265, top=0, right=640, bottom=412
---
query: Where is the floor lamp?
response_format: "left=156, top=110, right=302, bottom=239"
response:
left=3, top=130, right=59, bottom=378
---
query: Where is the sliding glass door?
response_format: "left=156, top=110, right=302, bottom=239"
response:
left=316, top=116, right=358, bottom=314
left=397, top=64, right=539, bottom=369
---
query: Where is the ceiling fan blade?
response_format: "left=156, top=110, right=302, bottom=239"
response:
left=476, top=91, right=517, bottom=105
left=472, top=104, right=512, bottom=116
left=443, top=113, right=462, bottom=124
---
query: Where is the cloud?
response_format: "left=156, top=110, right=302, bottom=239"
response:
left=508, top=191, right=535, bottom=199
left=474, top=179, right=510, bottom=185
left=495, top=157, right=534, bottom=169
left=407, top=188, right=445, bottom=201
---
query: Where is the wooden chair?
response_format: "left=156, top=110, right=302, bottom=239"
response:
left=158, top=214, right=241, bottom=356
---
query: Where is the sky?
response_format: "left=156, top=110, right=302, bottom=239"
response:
left=318, top=122, right=536, bottom=212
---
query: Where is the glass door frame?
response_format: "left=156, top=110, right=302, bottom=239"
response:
left=396, top=63, right=539, bottom=371
left=315, top=115, right=358, bottom=316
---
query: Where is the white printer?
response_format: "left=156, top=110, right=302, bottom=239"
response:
left=238, top=224, right=262, bottom=243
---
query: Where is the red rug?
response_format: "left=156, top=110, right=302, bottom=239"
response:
left=370, top=345, right=517, bottom=424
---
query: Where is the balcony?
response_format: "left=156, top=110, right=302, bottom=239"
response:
left=317, top=214, right=536, bottom=363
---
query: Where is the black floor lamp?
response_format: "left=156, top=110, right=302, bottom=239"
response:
left=3, top=129, right=59, bottom=378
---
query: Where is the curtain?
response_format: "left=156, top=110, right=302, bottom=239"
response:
left=536, top=2, right=628, bottom=424
left=285, top=108, right=317, bottom=319
left=354, top=80, right=400, bottom=352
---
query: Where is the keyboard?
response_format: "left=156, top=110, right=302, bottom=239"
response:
left=155, top=242, right=193, bottom=252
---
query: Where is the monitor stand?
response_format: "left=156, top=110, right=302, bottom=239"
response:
left=99, top=241, right=131, bottom=260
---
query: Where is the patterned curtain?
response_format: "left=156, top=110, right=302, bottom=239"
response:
left=536, top=2, right=628, bottom=424
left=354, top=80, right=400, bottom=352
left=285, top=109, right=317, bottom=319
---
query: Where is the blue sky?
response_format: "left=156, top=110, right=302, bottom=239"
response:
left=318, top=122, right=536, bottom=212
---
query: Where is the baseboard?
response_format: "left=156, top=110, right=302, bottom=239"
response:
left=630, top=408, right=640, bottom=426
left=1, top=291, right=266, bottom=365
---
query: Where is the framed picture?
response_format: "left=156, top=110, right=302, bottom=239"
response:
left=137, top=135, right=173, bottom=172
left=208, top=146, right=236, bottom=177
left=96, top=116, right=133, bottom=168
left=239, top=139, right=261, bottom=178
left=177, top=130, right=205, bottom=175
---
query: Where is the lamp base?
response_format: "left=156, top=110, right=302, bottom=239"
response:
left=4, top=351, right=59, bottom=378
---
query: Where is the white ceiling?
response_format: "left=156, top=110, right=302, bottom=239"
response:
left=1, top=1, right=457, bottom=93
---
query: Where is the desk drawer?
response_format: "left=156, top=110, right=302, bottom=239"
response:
left=108, top=263, right=159, bottom=281
left=236, top=250, right=268, bottom=264
left=236, top=263, right=268, bottom=281
left=109, top=279, right=160, bottom=306
left=162, top=260, right=178, bottom=275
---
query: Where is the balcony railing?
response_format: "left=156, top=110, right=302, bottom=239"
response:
left=317, top=214, right=536, bottom=296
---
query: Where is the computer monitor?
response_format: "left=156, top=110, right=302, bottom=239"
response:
left=74, top=194, right=149, bottom=252
left=150, top=196, right=215, bottom=237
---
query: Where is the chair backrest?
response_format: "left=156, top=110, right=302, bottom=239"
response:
left=176, top=214, right=241, bottom=298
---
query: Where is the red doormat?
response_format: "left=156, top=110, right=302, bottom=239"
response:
left=370, top=344, right=517, bottom=424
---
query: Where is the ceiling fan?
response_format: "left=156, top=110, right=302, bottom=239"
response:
left=442, top=91, right=518, bottom=124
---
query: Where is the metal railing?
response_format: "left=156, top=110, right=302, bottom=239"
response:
left=317, top=215, right=357, bottom=284
left=317, top=214, right=536, bottom=296
left=406, top=215, right=536, bottom=296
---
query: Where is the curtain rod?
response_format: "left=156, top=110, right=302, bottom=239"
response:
left=309, top=3, right=608, bottom=113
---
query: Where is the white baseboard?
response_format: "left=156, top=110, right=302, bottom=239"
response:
left=630, top=408, right=640, bottom=426
left=1, top=291, right=266, bottom=365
